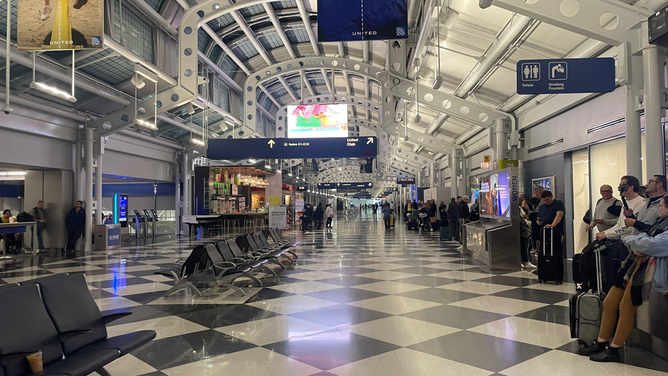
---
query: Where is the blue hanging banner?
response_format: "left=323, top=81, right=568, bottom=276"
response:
left=317, top=0, right=408, bottom=42
left=516, top=58, right=616, bottom=95
left=207, top=137, right=377, bottom=160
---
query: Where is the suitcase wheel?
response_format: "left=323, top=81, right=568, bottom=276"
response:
left=578, top=340, right=588, bottom=349
left=556, top=281, right=563, bottom=285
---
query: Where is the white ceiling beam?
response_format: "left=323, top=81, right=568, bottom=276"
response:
left=338, top=42, right=345, bottom=57
left=263, top=3, right=296, bottom=59
left=296, top=0, right=320, bottom=55
left=259, top=85, right=281, bottom=108
left=230, top=11, right=274, bottom=65
left=278, top=76, right=298, bottom=101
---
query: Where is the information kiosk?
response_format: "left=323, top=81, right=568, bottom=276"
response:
left=133, top=210, right=146, bottom=239
left=143, top=209, right=155, bottom=237
left=463, top=167, right=521, bottom=271
left=114, top=194, right=129, bottom=243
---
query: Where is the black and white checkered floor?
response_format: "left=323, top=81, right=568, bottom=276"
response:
left=2, top=214, right=668, bottom=375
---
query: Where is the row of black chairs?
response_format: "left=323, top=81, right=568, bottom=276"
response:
left=0, top=274, right=156, bottom=376
left=156, top=228, right=300, bottom=298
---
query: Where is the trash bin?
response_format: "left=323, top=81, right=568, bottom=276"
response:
left=95, top=224, right=122, bottom=251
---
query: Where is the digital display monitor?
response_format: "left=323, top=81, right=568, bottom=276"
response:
left=287, top=104, right=348, bottom=138
left=115, top=194, right=128, bottom=224
left=532, top=176, right=555, bottom=195
left=479, top=171, right=511, bottom=220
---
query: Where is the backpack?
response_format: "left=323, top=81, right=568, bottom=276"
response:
left=583, top=198, right=620, bottom=224
left=16, top=212, right=34, bottom=222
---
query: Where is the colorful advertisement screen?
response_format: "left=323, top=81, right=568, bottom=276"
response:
left=479, top=171, right=511, bottom=220
left=287, top=104, right=348, bottom=138
left=18, top=0, right=104, bottom=51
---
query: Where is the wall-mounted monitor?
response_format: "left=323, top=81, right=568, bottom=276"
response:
left=532, top=176, right=555, bottom=196
left=479, top=171, right=511, bottom=220
left=287, top=104, right=348, bottom=138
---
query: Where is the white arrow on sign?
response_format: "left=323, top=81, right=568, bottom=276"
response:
left=268, top=139, right=276, bottom=148
left=367, top=137, right=374, bottom=144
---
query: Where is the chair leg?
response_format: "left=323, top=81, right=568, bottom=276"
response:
left=237, top=272, right=263, bottom=287
left=163, top=281, right=186, bottom=297
left=268, top=258, right=287, bottom=271
left=95, top=367, right=112, bottom=376
left=261, top=265, right=279, bottom=277
left=286, top=250, right=298, bottom=259
left=219, top=282, right=246, bottom=297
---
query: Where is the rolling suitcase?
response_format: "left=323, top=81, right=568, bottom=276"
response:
left=440, top=225, right=450, bottom=240
left=389, top=214, right=395, bottom=228
left=538, top=227, right=563, bottom=284
left=569, top=246, right=605, bottom=349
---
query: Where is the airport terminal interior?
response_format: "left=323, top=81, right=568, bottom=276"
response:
left=4, top=0, right=668, bottom=375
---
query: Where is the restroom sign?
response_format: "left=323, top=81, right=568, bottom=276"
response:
left=517, top=58, right=615, bottom=95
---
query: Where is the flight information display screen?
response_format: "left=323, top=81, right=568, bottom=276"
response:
left=287, top=104, right=348, bottom=138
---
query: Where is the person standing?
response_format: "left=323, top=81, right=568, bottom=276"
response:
left=1, top=209, right=18, bottom=254
left=325, top=204, right=334, bottom=228
left=65, top=201, right=86, bottom=253
left=314, top=203, right=324, bottom=230
left=458, top=196, right=470, bottom=238
left=446, top=198, right=460, bottom=241
left=29, top=201, right=46, bottom=254
left=537, top=191, right=566, bottom=261
left=519, top=197, right=537, bottom=269
left=382, top=203, right=393, bottom=230
left=585, top=185, right=621, bottom=233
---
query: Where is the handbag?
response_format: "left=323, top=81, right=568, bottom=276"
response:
left=430, top=217, right=437, bottom=223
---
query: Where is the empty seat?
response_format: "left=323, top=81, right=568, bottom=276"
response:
left=215, top=240, right=278, bottom=277
left=203, top=243, right=262, bottom=296
left=29, top=274, right=156, bottom=357
left=156, top=245, right=208, bottom=297
left=0, top=284, right=119, bottom=376
left=224, top=239, right=284, bottom=275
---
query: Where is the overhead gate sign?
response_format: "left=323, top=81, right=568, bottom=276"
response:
left=18, top=0, right=104, bottom=50
left=317, top=0, right=408, bottom=42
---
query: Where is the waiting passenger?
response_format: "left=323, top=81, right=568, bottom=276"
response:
left=623, top=175, right=667, bottom=234
left=325, top=204, right=334, bottom=229
left=65, top=201, right=86, bottom=253
left=382, top=203, right=393, bottom=230
left=595, top=176, right=647, bottom=242
left=427, top=199, right=437, bottom=232
left=537, top=191, right=566, bottom=241
left=458, top=196, right=470, bottom=235
left=581, top=195, right=668, bottom=362
left=1, top=209, right=18, bottom=254
left=585, top=185, right=621, bottom=233
left=519, top=196, right=537, bottom=270
left=314, top=203, right=324, bottom=230
left=447, top=198, right=460, bottom=241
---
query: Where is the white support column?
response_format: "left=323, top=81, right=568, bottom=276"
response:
left=84, top=128, right=94, bottom=252
left=181, top=153, right=190, bottom=236
left=450, top=154, right=459, bottom=197
left=625, top=86, right=643, bottom=179
left=95, top=153, right=103, bottom=224
left=430, top=163, right=436, bottom=188
left=75, top=139, right=83, bottom=201
left=642, top=45, right=665, bottom=177
left=175, top=155, right=181, bottom=235
left=494, top=118, right=510, bottom=162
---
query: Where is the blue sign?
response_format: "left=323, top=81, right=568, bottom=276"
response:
left=207, top=137, right=377, bottom=160
left=516, top=58, right=615, bottom=95
left=107, top=228, right=121, bottom=247
left=318, top=182, right=373, bottom=190
left=318, top=0, right=408, bottom=42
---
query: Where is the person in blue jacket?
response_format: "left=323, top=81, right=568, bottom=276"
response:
left=65, top=201, right=86, bottom=253
left=581, top=195, right=668, bottom=362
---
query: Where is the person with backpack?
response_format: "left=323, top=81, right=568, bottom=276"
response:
left=585, top=185, right=621, bottom=233
left=29, top=201, right=46, bottom=253
left=65, top=201, right=86, bottom=253
left=325, top=204, right=334, bottom=228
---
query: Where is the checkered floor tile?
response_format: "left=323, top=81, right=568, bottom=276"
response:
left=1, top=212, right=667, bottom=376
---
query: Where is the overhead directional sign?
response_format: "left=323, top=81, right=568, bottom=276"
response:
left=318, top=182, right=374, bottom=190
left=396, top=177, right=415, bottom=185
left=207, top=137, right=378, bottom=160
left=516, top=58, right=615, bottom=95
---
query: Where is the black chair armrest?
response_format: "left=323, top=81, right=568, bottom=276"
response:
left=102, top=311, right=133, bottom=325
left=59, top=329, right=93, bottom=341
left=0, top=351, right=40, bottom=360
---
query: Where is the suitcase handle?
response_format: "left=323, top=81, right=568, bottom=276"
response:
left=594, top=247, right=603, bottom=293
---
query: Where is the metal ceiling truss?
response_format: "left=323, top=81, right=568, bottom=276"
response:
left=490, top=0, right=652, bottom=52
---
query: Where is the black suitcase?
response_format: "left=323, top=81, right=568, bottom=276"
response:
left=538, top=227, right=563, bottom=284
left=573, top=253, right=582, bottom=288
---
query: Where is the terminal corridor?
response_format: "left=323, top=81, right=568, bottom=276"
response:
left=1, top=214, right=667, bottom=376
